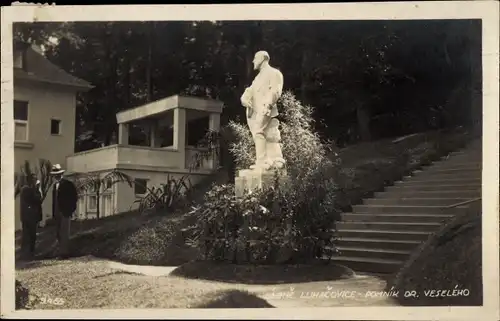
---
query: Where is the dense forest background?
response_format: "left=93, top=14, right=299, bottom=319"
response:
left=13, top=20, right=482, bottom=152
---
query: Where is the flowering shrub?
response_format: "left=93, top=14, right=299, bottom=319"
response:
left=185, top=92, right=341, bottom=264
left=186, top=176, right=339, bottom=264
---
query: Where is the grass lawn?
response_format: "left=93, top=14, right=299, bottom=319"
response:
left=15, top=127, right=473, bottom=268
left=15, top=256, right=274, bottom=309
left=16, top=256, right=394, bottom=309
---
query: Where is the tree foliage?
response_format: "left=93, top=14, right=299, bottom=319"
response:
left=13, top=19, right=481, bottom=152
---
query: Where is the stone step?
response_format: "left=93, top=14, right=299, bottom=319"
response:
left=408, top=174, right=481, bottom=182
left=340, top=213, right=455, bottom=223
left=433, top=161, right=483, bottom=169
left=375, top=190, right=481, bottom=199
left=438, top=157, right=483, bottom=162
left=338, top=221, right=442, bottom=232
left=443, top=155, right=482, bottom=163
left=411, top=169, right=481, bottom=179
left=337, top=229, right=432, bottom=242
left=429, top=162, right=482, bottom=170
left=448, top=150, right=481, bottom=156
left=330, top=255, right=403, bottom=274
left=335, top=245, right=412, bottom=261
left=335, top=237, right=421, bottom=252
left=352, top=204, right=468, bottom=214
left=385, top=184, right=481, bottom=192
left=395, top=177, right=481, bottom=185
left=364, top=197, right=469, bottom=206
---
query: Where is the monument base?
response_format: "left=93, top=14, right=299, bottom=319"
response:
left=235, top=167, right=288, bottom=197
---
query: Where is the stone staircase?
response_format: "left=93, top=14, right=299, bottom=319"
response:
left=332, top=139, right=482, bottom=274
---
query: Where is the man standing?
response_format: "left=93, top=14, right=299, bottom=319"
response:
left=19, top=174, right=43, bottom=260
left=240, top=51, right=286, bottom=171
left=50, top=164, right=78, bottom=259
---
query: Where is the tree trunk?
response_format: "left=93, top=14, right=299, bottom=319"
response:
left=146, top=23, right=154, bottom=103
left=124, top=34, right=131, bottom=108
left=356, top=103, right=372, bottom=142
left=300, top=48, right=311, bottom=103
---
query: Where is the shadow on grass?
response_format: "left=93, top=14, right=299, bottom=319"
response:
left=170, top=260, right=355, bottom=285
left=15, top=259, right=60, bottom=271
left=93, top=270, right=142, bottom=279
left=194, top=290, right=274, bottom=308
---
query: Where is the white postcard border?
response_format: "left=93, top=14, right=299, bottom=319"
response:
left=1, top=2, right=499, bottom=320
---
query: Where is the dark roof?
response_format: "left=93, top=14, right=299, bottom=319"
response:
left=14, top=45, right=93, bottom=91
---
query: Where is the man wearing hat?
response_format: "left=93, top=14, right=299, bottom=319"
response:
left=50, top=164, right=78, bottom=259
left=19, top=174, right=43, bottom=260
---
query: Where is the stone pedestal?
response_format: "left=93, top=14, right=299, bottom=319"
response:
left=235, top=167, right=287, bottom=197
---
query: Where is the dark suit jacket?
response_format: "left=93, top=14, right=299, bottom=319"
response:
left=20, top=185, right=43, bottom=223
left=52, top=178, right=78, bottom=218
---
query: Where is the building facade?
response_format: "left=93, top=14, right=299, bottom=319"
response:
left=13, top=43, right=93, bottom=230
left=66, top=95, right=223, bottom=219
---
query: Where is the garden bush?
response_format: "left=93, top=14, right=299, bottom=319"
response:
left=15, top=279, right=30, bottom=310
left=184, top=92, right=341, bottom=264
left=113, top=211, right=201, bottom=266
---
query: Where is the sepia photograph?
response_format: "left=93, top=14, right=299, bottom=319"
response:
left=1, top=2, right=499, bottom=320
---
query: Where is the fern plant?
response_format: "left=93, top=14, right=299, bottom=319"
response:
left=14, top=159, right=53, bottom=203
left=75, top=169, right=133, bottom=219
left=134, top=174, right=192, bottom=214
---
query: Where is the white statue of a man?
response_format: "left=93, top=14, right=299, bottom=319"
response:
left=240, top=51, right=286, bottom=171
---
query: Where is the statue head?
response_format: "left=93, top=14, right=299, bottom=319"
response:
left=253, top=51, right=270, bottom=71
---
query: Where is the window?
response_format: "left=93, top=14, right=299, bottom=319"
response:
left=102, top=194, right=113, bottom=217
left=187, top=116, right=209, bottom=146
left=50, top=119, right=61, bottom=135
left=14, top=100, right=29, bottom=141
left=77, top=196, right=86, bottom=219
left=88, top=184, right=98, bottom=193
left=134, top=178, right=148, bottom=195
left=87, top=195, right=97, bottom=211
left=13, top=50, right=25, bottom=69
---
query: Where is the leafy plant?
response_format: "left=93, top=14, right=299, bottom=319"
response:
left=14, top=159, right=53, bottom=202
left=186, top=170, right=339, bottom=264
left=75, top=169, right=133, bottom=219
left=134, top=174, right=192, bottom=214
left=185, top=92, right=341, bottom=264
